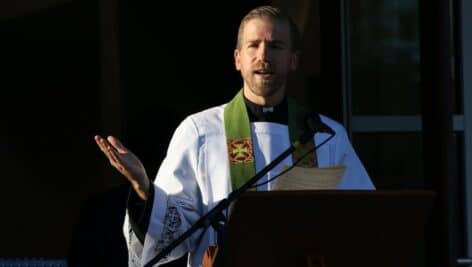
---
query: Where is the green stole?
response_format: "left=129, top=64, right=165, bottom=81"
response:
left=224, top=90, right=317, bottom=190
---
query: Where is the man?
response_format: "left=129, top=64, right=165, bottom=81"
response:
left=95, top=5, right=375, bottom=267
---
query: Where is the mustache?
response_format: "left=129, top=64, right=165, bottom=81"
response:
left=253, top=61, right=273, bottom=71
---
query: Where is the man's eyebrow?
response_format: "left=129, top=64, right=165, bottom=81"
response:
left=246, top=39, right=261, bottom=44
left=246, top=39, right=286, bottom=45
left=268, top=40, right=285, bottom=45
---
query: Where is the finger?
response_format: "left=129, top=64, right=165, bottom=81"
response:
left=107, top=136, right=128, bottom=154
left=96, top=136, right=131, bottom=179
left=95, top=135, right=119, bottom=162
left=107, top=146, right=122, bottom=169
left=106, top=144, right=126, bottom=173
left=106, top=143, right=120, bottom=163
left=94, top=135, right=110, bottom=154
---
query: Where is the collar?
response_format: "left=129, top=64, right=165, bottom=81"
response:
left=243, top=94, right=288, bottom=124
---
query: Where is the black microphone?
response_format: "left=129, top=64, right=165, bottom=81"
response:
left=301, top=112, right=336, bottom=137
left=251, top=112, right=337, bottom=189
left=145, top=112, right=335, bottom=267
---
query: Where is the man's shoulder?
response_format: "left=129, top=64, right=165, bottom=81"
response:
left=318, top=114, right=347, bottom=135
left=183, top=104, right=226, bottom=135
left=187, top=104, right=225, bottom=123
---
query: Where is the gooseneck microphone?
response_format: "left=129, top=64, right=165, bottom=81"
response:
left=144, top=112, right=335, bottom=267
left=252, top=113, right=336, bottom=189
left=303, top=112, right=336, bottom=136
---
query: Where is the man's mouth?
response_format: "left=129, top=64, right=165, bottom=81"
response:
left=254, top=69, right=274, bottom=78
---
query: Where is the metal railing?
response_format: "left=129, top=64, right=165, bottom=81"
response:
left=458, top=258, right=472, bottom=266
left=0, top=259, right=67, bottom=267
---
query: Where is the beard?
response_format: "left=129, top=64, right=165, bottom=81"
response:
left=244, top=61, right=286, bottom=98
left=247, top=75, right=283, bottom=97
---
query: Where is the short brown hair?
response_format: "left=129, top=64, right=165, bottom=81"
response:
left=236, top=6, right=301, bottom=52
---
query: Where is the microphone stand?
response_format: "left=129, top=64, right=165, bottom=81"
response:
left=144, top=131, right=317, bottom=267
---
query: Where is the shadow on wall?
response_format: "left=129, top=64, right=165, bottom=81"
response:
left=68, top=183, right=129, bottom=267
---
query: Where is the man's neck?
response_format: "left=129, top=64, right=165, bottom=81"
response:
left=242, top=87, right=285, bottom=107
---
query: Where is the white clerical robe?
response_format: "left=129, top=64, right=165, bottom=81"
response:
left=124, top=105, right=375, bottom=267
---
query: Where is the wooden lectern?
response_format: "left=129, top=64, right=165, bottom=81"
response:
left=223, top=190, right=435, bottom=267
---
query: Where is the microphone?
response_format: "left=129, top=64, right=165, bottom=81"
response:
left=252, top=112, right=337, bottom=188
left=145, top=111, right=336, bottom=267
left=299, top=112, right=336, bottom=142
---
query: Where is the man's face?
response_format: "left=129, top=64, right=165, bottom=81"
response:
left=234, top=17, right=298, bottom=104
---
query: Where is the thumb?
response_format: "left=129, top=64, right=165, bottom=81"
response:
left=107, top=136, right=128, bottom=153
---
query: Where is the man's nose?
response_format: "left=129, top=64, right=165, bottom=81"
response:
left=257, top=43, right=270, bottom=62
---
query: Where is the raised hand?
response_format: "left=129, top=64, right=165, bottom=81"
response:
left=94, top=135, right=150, bottom=200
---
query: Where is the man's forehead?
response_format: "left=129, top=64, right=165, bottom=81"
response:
left=242, top=18, right=290, bottom=41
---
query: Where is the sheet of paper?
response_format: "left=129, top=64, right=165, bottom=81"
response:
left=273, top=165, right=346, bottom=190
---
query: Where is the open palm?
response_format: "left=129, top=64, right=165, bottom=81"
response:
left=95, top=135, right=150, bottom=200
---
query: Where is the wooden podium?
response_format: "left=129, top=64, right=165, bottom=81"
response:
left=223, top=190, right=435, bottom=267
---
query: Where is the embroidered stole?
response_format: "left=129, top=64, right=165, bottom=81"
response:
left=224, top=90, right=318, bottom=190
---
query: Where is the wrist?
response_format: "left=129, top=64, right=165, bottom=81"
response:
left=132, top=179, right=150, bottom=200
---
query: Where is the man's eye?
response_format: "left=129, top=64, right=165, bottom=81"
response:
left=270, top=44, right=284, bottom=49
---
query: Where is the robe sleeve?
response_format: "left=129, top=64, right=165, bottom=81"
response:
left=127, top=185, right=155, bottom=244
left=334, top=125, right=376, bottom=189
left=318, top=115, right=376, bottom=190
left=124, top=116, right=205, bottom=267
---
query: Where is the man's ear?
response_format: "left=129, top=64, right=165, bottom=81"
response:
left=234, top=49, right=241, bottom=70
left=290, top=51, right=300, bottom=71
